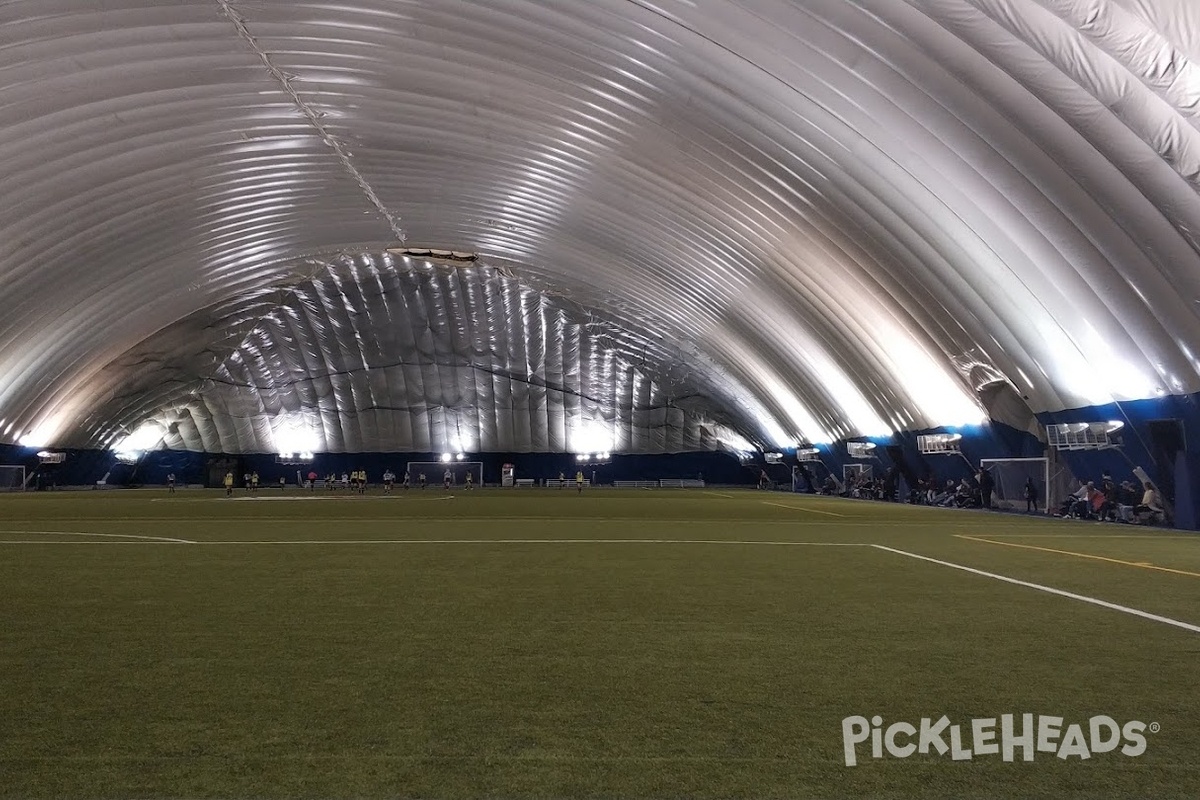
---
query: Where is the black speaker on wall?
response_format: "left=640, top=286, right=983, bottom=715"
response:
left=1148, top=419, right=1186, bottom=454
left=885, top=445, right=921, bottom=488
left=1146, top=419, right=1184, bottom=502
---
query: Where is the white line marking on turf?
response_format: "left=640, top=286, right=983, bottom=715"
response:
left=0, top=530, right=196, bottom=544
left=194, top=538, right=870, bottom=546
left=0, top=515, right=1072, bottom=527
left=0, top=537, right=867, bottom=547
left=704, top=491, right=735, bottom=499
left=762, top=501, right=845, bottom=517
left=872, top=544, right=1200, bottom=635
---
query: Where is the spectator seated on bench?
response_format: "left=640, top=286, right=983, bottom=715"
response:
left=1133, top=482, right=1165, bottom=525
left=931, top=480, right=956, bottom=507
left=954, top=479, right=979, bottom=508
left=1060, top=480, right=1095, bottom=519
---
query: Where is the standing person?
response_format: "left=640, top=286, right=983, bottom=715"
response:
left=576, top=469, right=585, bottom=493
left=278, top=475, right=286, bottom=491
left=383, top=469, right=394, bottom=494
left=401, top=470, right=410, bottom=490
left=464, top=471, right=474, bottom=490
left=1097, top=471, right=1116, bottom=521
left=251, top=471, right=260, bottom=494
left=1023, top=477, right=1038, bottom=513
left=419, top=471, right=427, bottom=490
left=243, top=472, right=251, bottom=493
left=358, top=469, right=367, bottom=495
left=307, top=470, right=317, bottom=491
left=166, top=472, right=176, bottom=493
left=978, top=467, right=994, bottom=510
left=443, top=468, right=453, bottom=490
left=223, top=471, right=234, bottom=497
left=558, top=471, right=566, bottom=489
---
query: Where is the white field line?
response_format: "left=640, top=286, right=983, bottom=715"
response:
left=3, top=514, right=1093, bottom=529
left=0, top=536, right=866, bottom=547
left=762, top=501, right=845, bottom=517
left=872, top=544, right=1200, bottom=635
left=193, top=538, right=869, bottom=546
left=703, top=491, right=735, bottom=499
left=0, top=530, right=196, bottom=544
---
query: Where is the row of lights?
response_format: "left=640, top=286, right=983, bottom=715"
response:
left=576, top=452, right=612, bottom=462
left=440, top=453, right=466, bottom=462
left=278, top=451, right=315, bottom=461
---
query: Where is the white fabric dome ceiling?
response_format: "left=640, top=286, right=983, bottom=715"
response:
left=3, top=0, right=1199, bottom=454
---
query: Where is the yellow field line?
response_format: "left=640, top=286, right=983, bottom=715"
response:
left=762, top=501, right=845, bottom=518
left=962, top=534, right=1197, bottom=539
left=955, top=534, right=1200, bottom=579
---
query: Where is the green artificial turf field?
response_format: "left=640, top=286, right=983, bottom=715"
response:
left=1, top=487, right=1198, bottom=798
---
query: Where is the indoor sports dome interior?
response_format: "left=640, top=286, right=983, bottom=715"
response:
left=2, top=0, right=1199, bottom=509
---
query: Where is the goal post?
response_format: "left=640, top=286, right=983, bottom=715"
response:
left=0, top=465, right=27, bottom=492
left=980, top=457, right=1049, bottom=512
left=406, top=461, right=483, bottom=487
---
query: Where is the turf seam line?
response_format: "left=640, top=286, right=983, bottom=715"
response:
left=872, top=544, right=1200, bottom=635
left=761, top=501, right=846, bottom=517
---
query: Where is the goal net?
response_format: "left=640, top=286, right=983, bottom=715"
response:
left=980, top=457, right=1049, bottom=512
left=0, top=465, right=27, bottom=492
left=406, top=461, right=483, bottom=487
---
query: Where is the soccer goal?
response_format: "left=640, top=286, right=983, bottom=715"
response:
left=980, top=457, right=1049, bottom=512
left=0, top=465, right=27, bottom=492
left=407, top=461, right=483, bottom=487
